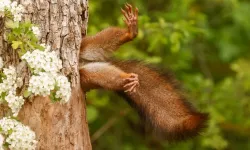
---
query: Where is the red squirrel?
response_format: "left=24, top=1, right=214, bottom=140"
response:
left=79, top=3, right=208, bottom=141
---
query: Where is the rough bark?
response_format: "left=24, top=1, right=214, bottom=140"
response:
left=0, top=0, right=92, bottom=149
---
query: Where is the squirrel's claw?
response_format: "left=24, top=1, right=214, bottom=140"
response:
left=124, top=73, right=139, bottom=93
left=121, top=3, right=138, bottom=26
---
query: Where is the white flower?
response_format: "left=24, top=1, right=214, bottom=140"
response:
left=0, top=0, right=25, bottom=22
left=5, top=92, right=25, bottom=117
left=0, top=66, right=25, bottom=116
left=0, top=57, right=3, bottom=69
left=0, top=0, right=11, bottom=12
left=6, top=125, right=37, bottom=150
left=22, top=44, right=71, bottom=103
left=28, top=72, right=55, bottom=96
left=22, top=48, right=62, bottom=74
left=0, top=117, right=19, bottom=135
left=0, top=134, right=4, bottom=150
left=0, top=117, right=37, bottom=150
left=9, top=1, right=24, bottom=22
left=44, top=44, right=51, bottom=52
left=31, top=26, right=41, bottom=38
left=55, top=75, right=71, bottom=103
left=0, top=66, right=17, bottom=94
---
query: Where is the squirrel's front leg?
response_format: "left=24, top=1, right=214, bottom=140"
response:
left=120, top=3, right=139, bottom=43
left=80, top=3, right=139, bottom=58
left=79, top=62, right=139, bottom=93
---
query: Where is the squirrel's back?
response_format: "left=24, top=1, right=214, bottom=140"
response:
left=112, top=60, right=208, bottom=141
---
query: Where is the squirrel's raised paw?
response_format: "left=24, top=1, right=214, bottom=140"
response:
left=121, top=3, right=138, bottom=39
left=123, top=73, right=139, bottom=93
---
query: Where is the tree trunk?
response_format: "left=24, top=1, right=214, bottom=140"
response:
left=0, top=0, right=92, bottom=149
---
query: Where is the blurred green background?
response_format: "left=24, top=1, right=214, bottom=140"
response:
left=85, top=0, right=250, bottom=149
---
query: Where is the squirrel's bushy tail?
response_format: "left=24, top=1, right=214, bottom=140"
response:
left=112, top=60, right=208, bottom=141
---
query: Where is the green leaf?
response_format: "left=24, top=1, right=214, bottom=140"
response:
left=8, top=129, right=13, bottom=135
left=49, top=91, right=61, bottom=103
left=11, top=41, right=22, bottom=50
left=1, top=92, right=7, bottom=100
left=148, top=36, right=160, bottom=52
left=35, top=44, right=45, bottom=51
left=7, top=33, right=16, bottom=42
left=26, top=41, right=35, bottom=50
left=3, top=142, right=10, bottom=148
left=23, top=90, right=31, bottom=98
left=171, top=42, right=180, bottom=53
left=5, top=20, right=19, bottom=29
left=0, top=73, right=6, bottom=83
left=87, top=106, right=99, bottom=123
left=49, top=92, right=56, bottom=102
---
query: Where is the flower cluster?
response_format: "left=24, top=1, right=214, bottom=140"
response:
left=0, top=0, right=11, bottom=12
left=28, top=72, right=55, bottom=96
left=22, top=46, right=71, bottom=103
left=31, top=26, right=41, bottom=38
left=0, top=117, right=37, bottom=150
left=0, top=0, right=24, bottom=22
left=55, top=75, right=71, bottom=103
left=5, top=92, right=24, bottom=117
left=0, top=66, right=17, bottom=93
left=0, top=66, right=24, bottom=116
left=9, top=1, right=24, bottom=22
left=21, top=48, right=62, bottom=74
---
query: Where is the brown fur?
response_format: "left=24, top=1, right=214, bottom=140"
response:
left=79, top=4, right=208, bottom=142
left=112, top=60, right=208, bottom=141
